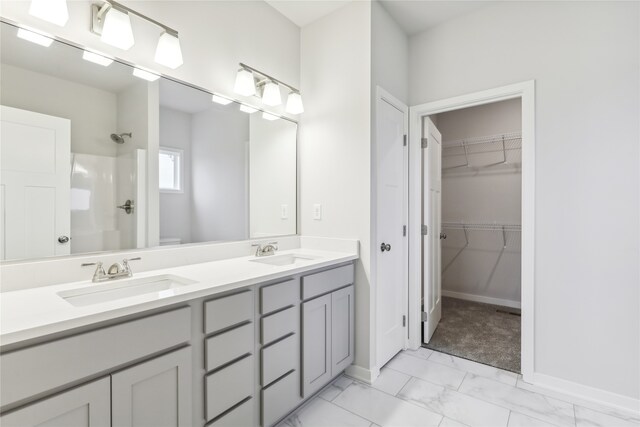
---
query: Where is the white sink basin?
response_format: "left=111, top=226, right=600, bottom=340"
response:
left=58, top=274, right=197, bottom=307
left=250, top=253, right=320, bottom=266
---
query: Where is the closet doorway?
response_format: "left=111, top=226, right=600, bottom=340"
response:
left=408, top=82, right=535, bottom=380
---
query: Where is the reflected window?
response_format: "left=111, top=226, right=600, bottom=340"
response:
left=159, top=147, right=183, bottom=192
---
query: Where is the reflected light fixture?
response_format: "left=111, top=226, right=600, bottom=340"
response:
left=262, top=112, right=279, bottom=121
left=16, top=28, right=53, bottom=47
left=100, top=6, right=135, bottom=50
left=286, top=92, right=304, bottom=115
left=29, top=0, right=69, bottom=27
left=240, top=105, right=258, bottom=114
left=82, top=50, right=114, bottom=66
left=261, top=81, right=281, bottom=106
left=211, top=94, right=233, bottom=105
left=155, top=32, right=183, bottom=69
left=132, top=68, right=160, bottom=82
left=234, top=68, right=256, bottom=97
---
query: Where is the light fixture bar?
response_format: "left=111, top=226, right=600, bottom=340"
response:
left=92, top=1, right=179, bottom=38
left=239, top=62, right=300, bottom=94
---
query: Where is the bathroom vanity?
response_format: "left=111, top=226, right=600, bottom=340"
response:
left=0, top=245, right=357, bottom=427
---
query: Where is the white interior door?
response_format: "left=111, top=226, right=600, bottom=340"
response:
left=376, top=91, right=408, bottom=367
left=0, top=105, right=70, bottom=260
left=422, top=117, right=442, bottom=343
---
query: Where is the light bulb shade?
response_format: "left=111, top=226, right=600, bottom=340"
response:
left=286, top=92, right=304, bottom=114
left=211, top=94, right=233, bottom=105
left=82, top=50, right=114, bottom=66
left=101, top=7, right=134, bottom=50
left=234, top=69, right=256, bottom=97
left=16, top=28, right=53, bottom=47
left=261, top=81, right=281, bottom=106
left=155, top=32, right=183, bottom=69
left=240, top=105, right=258, bottom=113
left=29, top=0, right=69, bottom=26
left=262, top=112, right=279, bottom=121
left=132, top=68, right=160, bottom=82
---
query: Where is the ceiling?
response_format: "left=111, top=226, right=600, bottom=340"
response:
left=264, top=0, right=352, bottom=27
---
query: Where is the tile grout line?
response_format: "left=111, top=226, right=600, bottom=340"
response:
left=327, top=388, right=385, bottom=426
left=506, top=410, right=512, bottom=427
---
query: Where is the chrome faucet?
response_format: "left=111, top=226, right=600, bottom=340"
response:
left=82, top=257, right=141, bottom=283
left=252, top=242, right=279, bottom=257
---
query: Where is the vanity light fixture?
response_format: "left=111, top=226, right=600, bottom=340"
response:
left=234, top=68, right=257, bottom=97
left=240, top=105, right=258, bottom=114
left=132, top=68, right=160, bottom=82
left=16, top=28, right=53, bottom=47
left=211, top=94, right=233, bottom=105
left=262, top=112, right=280, bottom=121
left=234, top=63, right=303, bottom=114
left=261, top=81, right=282, bottom=106
left=82, top=50, right=114, bottom=66
left=29, top=0, right=69, bottom=27
left=286, top=92, right=304, bottom=115
left=155, top=32, right=183, bottom=69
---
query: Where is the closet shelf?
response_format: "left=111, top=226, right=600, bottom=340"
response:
left=441, top=222, right=521, bottom=232
left=442, top=132, right=522, bottom=171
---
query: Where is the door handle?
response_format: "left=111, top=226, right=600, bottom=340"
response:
left=380, top=243, right=391, bottom=252
left=58, top=235, right=70, bottom=244
left=440, top=233, right=447, bottom=240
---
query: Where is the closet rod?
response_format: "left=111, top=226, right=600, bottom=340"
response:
left=441, top=222, right=521, bottom=232
left=442, top=132, right=522, bottom=149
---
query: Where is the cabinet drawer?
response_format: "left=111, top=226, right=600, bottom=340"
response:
left=261, top=370, right=300, bottom=427
left=261, top=306, right=297, bottom=345
left=260, top=279, right=298, bottom=314
left=205, top=291, right=253, bottom=334
left=206, top=323, right=254, bottom=372
left=261, top=334, right=297, bottom=386
left=205, top=356, right=254, bottom=421
left=301, top=264, right=354, bottom=300
left=209, top=397, right=254, bottom=427
left=0, top=307, right=191, bottom=409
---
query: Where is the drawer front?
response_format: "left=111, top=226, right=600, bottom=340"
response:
left=209, top=398, right=254, bottom=427
left=260, top=279, right=298, bottom=314
left=205, top=356, right=254, bottom=422
left=301, top=264, right=354, bottom=300
left=205, top=291, right=253, bottom=334
left=0, top=307, right=191, bottom=410
left=261, top=334, right=297, bottom=386
left=206, top=323, right=254, bottom=372
left=261, top=370, right=300, bottom=427
left=261, top=306, right=297, bottom=345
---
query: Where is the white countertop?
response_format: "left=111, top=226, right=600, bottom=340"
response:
left=0, top=247, right=358, bottom=347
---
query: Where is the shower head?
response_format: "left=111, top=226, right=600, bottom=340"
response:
left=110, top=132, right=132, bottom=144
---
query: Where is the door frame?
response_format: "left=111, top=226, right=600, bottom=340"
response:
left=373, top=86, right=409, bottom=372
left=407, top=81, right=535, bottom=382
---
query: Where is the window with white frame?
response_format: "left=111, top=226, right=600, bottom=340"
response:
left=159, top=147, right=183, bottom=192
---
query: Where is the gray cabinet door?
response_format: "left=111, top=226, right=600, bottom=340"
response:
left=112, top=347, right=192, bottom=427
left=0, top=377, right=110, bottom=427
left=331, top=285, right=355, bottom=376
left=302, top=294, right=332, bottom=397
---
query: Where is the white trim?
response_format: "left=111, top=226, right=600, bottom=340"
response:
left=527, top=373, right=640, bottom=416
left=408, top=81, right=536, bottom=383
left=441, top=290, right=521, bottom=310
left=345, top=364, right=381, bottom=385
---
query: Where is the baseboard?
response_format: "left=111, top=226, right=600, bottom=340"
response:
left=345, top=364, right=380, bottom=384
left=442, top=290, right=521, bottom=309
left=529, top=372, right=640, bottom=416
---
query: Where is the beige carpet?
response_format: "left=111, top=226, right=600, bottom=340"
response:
left=425, top=297, right=521, bottom=373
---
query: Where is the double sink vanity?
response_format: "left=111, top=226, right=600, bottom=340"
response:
left=0, top=239, right=358, bottom=427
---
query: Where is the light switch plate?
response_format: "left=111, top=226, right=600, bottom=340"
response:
left=313, top=204, right=322, bottom=220
left=281, top=204, right=288, bottom=219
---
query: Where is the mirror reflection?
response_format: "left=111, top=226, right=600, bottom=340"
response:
left=0, top=21, right=297, bottom=262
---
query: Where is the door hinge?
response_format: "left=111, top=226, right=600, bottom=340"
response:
left=421, top=225, right=428, bottom=235
left=421, top=138, right=428, bottom=149
left=402, top=315, right=406, bottom=327
left=421, top=311, right=428, bottom=322
left=403, top=134, right=407, bottom=146
left=403, top=225, right=407, bottom=236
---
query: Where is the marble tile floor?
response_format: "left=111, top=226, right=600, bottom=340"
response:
left=278, top=348, right=640, bottom=427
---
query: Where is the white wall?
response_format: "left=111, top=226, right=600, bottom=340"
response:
left=249, top=116, right=297, bottom=238
left=410, top=1, right=639, bottom=400
left=159, top=107, right=192, bottom=244
left=0, top=63, right=117, bottom=157
left=300, top=1, right=373, bottom=375
left=435, top=99, right=522, bottom=306
left=0, top=1, right=300, bottom=119
left=191, top=107, right=249, bottom=242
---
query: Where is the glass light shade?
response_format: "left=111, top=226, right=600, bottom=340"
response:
left=240, top=105, right=258, bottom=114
left=234, top=69, right=256, bottom=96
left=261, top=81, right=281, bottom=106
left=285, top=92, right=304, bottom=114
left=154, top=32, right=183, bottom=69
left=262, top=112, right=279, bottom=121
left=211, top=94, right=233, bottom=105
left=101, top=7, right=134, bottom=50
left=29, top=0, right=69, bottom=26
left=82, top=51, right=113, bottom=66
left=132, top=68, right=160, bottom=82
left=16, top=28, right=53, bottom=47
